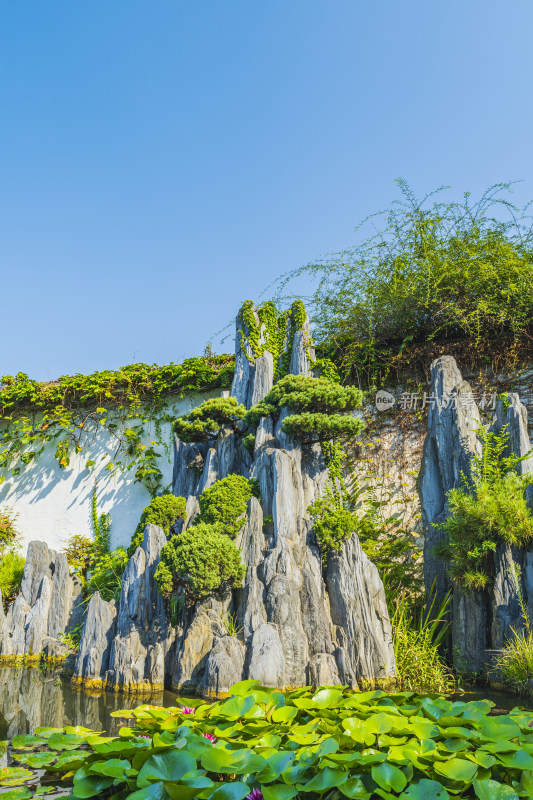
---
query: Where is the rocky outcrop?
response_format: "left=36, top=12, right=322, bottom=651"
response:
left=419, top=358, right=533, bottom=673
left=74, top=592, right=117, bottom=689
left=106, top=524, right=172, bottom=693
left=48, top=304, right=396, bottom=694
left=418, top=356, right=482, bottom=607
left=167, top=306, right=395, bottom=694
left=0, top=542, right=82, bottom=661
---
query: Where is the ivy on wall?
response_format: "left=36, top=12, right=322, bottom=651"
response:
left=0, top=355, right=234, bottom=494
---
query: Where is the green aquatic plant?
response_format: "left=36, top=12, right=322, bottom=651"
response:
left=5, top=680, right=533, bottom=799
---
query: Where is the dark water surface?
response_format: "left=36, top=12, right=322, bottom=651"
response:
left=1, top=667, right=533, bottom=742
left=0, top=666, right=180, bottom=740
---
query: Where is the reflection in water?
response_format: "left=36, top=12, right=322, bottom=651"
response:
left=0, top=667, right=179, bottom=738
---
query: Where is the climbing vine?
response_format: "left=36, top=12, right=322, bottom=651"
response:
left=239, top=299, right=311, bottom=377
left=0, top=355, right=234, bottom=494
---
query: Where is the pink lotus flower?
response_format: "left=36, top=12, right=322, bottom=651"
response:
left=181, top=706, right=196, bottom=715
left=247, top=789, right=263, bottom=800
left=202, top=732, right=217, bottom=743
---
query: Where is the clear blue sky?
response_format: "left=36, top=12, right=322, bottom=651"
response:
left=1, top=1, right=532, bottom=380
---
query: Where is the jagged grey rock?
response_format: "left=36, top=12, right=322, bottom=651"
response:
left=24, top=575, right=52, bottom=655
left=74, top=592, right=117, bottom=686
left=47, top=552, right=73, bottom=638
left=172, top=437, right=208, bottom=498
left=307, top=653, right=341, bottom=686
left=326, top=535, right=396, bottom=683
left=418, top=356, right=482, bottom=604
left=183, top=494, right=201, bottom=530
left=289, top=320, right=315, bottom=377
left=250, top=352, right=274, bottom=406
left=200, top=635, right=245, bottom=694
left=419, top=358, right=533, bottom=673
left=107, top=525, right=171, bottom=691
left=41, top=636, right=70, bottom=660
left=247, top=623, right=286, bottom=686
left=0, top=541, right=80, bottom=658
left=172, top=608, right=225, bottom=691
left=198, top=448, right=218, bottom=494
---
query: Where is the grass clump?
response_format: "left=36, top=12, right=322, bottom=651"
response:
left=0, top=551, right=25, bottom=610
left=496, top=563, right=533, bottom=696
left=392, top=590, right=455, bottom=694
left=0, top=506, right=24, bottom=608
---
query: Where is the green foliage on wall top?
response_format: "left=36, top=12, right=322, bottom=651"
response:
left=0, top=354, right=234, bottom=494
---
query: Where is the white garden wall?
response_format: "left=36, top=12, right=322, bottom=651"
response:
left=0, top=391, right=216, bottom=554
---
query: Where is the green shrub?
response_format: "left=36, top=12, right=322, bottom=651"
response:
left=128, top=494, right=186, bottom=557
left=308, top=490, right=358, bottom=563
left=438, top=427, right=533, bottom=590
left=309, top=483, right=422, bottom=602
left=85, top=548, right=129, bottom=603
left=198, top=475, right=257, bottom=537
left=282, top=182, right=533, bottom=384
left=174, top=397, right=246, bottom=443
left=63, top=534, right=96, bottom=581
left=0, top=506, right=21, bottom=556
left=155, top=522, right=245, bottom=601
left=0, top=551, right=25, bottom=610
left=14, top=681, right=533, bottom=800
left=244, top=374, right=364, bottom=444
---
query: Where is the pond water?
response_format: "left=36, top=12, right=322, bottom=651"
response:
left=0, top=666, right=180, bottom=740
left=1, top=667, right=532, bottom=742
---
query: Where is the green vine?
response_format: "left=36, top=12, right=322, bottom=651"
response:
left=239, top=300, right=308, bottom=378
left=0, top=355, right=234, bottom=494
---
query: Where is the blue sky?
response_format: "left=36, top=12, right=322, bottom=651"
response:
left=1, top=1, right=532, bottom=379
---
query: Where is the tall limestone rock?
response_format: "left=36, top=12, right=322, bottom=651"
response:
left=0, top=541, right=82, bottom=660
left=45, top=302, right=396, bottom=694
left=168, top=303, right=396, bottom=693
left=419, top=356, right=533, bottom=672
